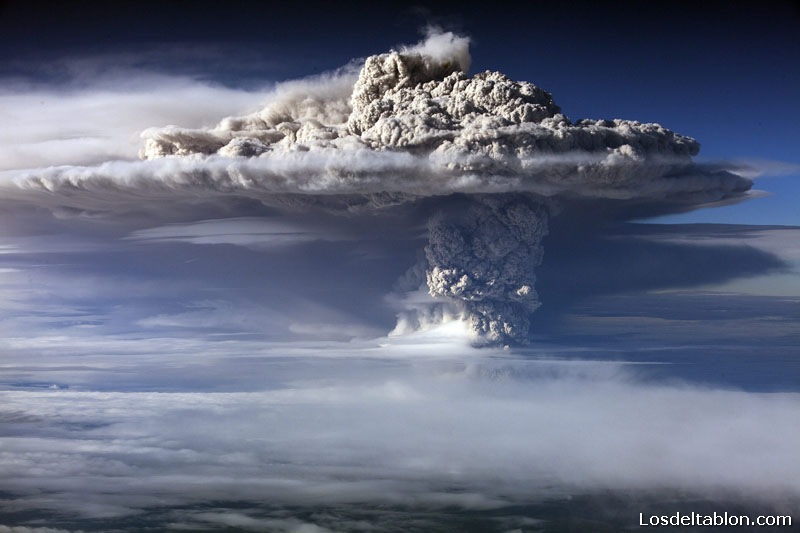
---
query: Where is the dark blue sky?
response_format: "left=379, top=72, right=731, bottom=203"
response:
left=2, top=0, right=799, bottom=223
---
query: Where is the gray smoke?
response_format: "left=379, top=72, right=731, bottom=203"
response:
left=425, top=195, right=549, bottom=343
left=7, top=30, right=753, bottom=344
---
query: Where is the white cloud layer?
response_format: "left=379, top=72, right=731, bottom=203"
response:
left=1, top=350, right=798, bottom=521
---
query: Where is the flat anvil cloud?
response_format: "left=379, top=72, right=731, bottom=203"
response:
left=11, top=30, right=752, bottom=344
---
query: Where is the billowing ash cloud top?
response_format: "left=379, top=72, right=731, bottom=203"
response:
left=11, top=30, right=752, bottom=345
left=135, top=30, right=748, bottom=203
left=13, top=29, right=751, bottom=209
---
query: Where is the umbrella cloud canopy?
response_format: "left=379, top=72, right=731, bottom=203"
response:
left=16, top=30, right=752, bottom=344
left=139, top=30, right=748, bottom=202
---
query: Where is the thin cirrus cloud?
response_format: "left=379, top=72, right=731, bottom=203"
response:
left=125, top=217, right=353, bottom=248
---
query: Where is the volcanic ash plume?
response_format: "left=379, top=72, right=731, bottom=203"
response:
left=14, top=30, right=752, bottom=344
left=425, top=195, right=549, bottom=343
left=137, top=30, right=745, bottom=202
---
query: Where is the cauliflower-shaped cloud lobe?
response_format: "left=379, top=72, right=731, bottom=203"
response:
left=425, top=195, right=549, bottom=343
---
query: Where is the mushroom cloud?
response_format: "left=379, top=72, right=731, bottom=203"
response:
left=11, top=29, right=752, bottom=344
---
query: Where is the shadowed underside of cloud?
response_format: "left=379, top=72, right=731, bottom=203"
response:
left=3, top=30, right=752, bottom=344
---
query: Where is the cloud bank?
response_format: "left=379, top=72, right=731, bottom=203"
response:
left=1, top=351, right=798, bottom=526
left=3, top=30, right=753, bottom=343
